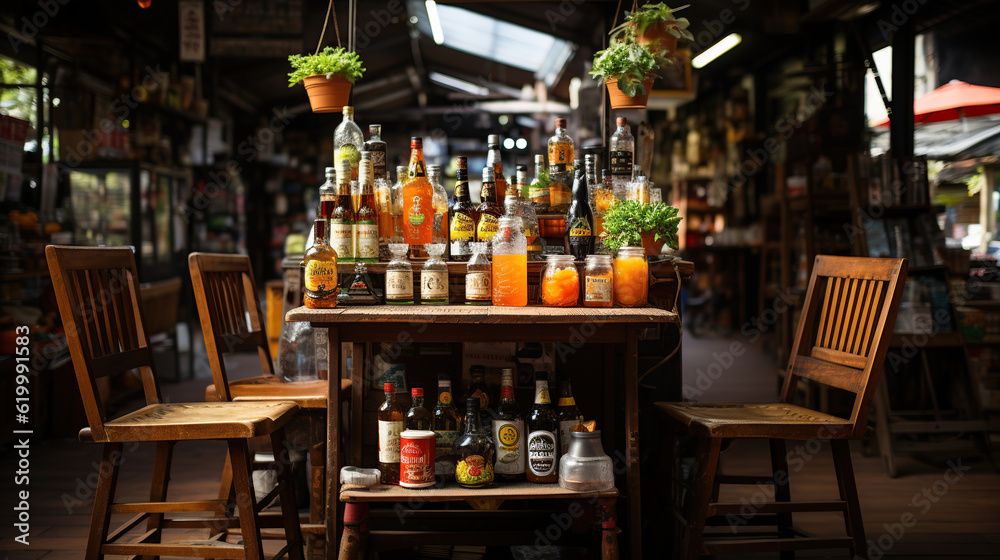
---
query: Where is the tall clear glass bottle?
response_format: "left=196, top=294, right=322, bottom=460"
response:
left=465, top=242, right=491, bottom=305
left=493, top=368, right=526, bottom=482
left=333, top=106, right=364, bottom=181
left=486, top=134, right=507, bottom=207
left=364, top=124, right=388, bottom=181
left=385, top=243, right=413, bottom=305
left=516, top=165, right=540, bottom=259
left=609, top=117, right=634, bottom=199
left=420, top=244, right=449, bottom=305
left=528, top=154, right=550, bottom=211
left=427, top=165, right=450, bottom=257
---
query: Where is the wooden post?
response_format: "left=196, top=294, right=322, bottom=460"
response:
left=326, top=327, right=341, bottom=559
left=624, top=327, right=641, bottom=559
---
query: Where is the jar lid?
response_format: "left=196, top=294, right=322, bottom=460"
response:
left=586, top=254, right=612, bottom=263
left=570, top=430, right=601, bottom=439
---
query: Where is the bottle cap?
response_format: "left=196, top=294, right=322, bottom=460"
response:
left=616, top=116, right=627, bottom=127
left=457, top=155, right=467, bottom=168
left=361, top=150, right=371, bottom=160
left=488, top=134, right=500, bottom=145
left=466, top=397, right=479, bottom=409
left=555, top=117, right=567, bottom=129
left=384, top=382, right=395, bottom=393
left=535, top=154, right=544, bottom=164
left=369, top=124, right=381, bottom=135
left=411, top=387, right=423, bottom=397
left=325, top=166, right=336, bottom=178
left=410, top=137, right=423, bottom=148
left=342, top=106, right=354, bottom=117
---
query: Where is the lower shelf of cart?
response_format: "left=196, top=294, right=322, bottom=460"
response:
left=340, top=480, right=618, bottom=503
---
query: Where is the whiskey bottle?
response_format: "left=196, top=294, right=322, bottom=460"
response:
left=303, top=218, right=339, bottom=309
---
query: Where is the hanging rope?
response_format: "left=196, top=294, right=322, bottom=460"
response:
left=315, top=0, right=341, bottom=55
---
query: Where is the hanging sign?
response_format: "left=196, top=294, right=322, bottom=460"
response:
left=179, top=1, right=206, bottom=62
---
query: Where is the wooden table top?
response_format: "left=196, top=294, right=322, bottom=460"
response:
left=286, top=304, right=680, bottom=325
left=340, top=481, right=618, bottom=503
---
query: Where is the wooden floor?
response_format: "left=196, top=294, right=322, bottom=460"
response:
left=1, top=330, right=998, bottom=559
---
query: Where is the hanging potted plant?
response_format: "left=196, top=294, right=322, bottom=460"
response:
left=590, top=36, right=667, bottom=109
left=288, top=46, right=366, bottom=113
left=601, top=199, right=682, bottom=256
left=614, top=3, right=694, bottom=54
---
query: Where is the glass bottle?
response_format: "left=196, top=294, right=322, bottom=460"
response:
left=564, top=158, right=595, bottom=260
left=516, top=166, right=541, bottom=260
left=402, top=137, right=434, bottom=251
left=585, top=153, right=599, bottom=187
left=464, top=365, right=494, bottom=429
left=491, top=216, right=527, bottom=307
left=333, top=106, right=364, bottom=181
left=613, top=246, right=649, bottom=307
left=355, top=155, right=379, bottom=263
left=318, top=167, right=336, bottom=222
left=526, top=371, right=558, bottom=484
left=364, top=124, right=388, bottom=181
left=487, top=134, right=507, bottom=206
left=406, top=387, right=433, bottom=430
left=541, top=254, right=579, bottom=307
left=330, top=159, right=356, bottom=262
left=559, top=431, right=614, bottom=492
left=352, top=151, right=370, bottom=210
left=433, top=374, right=461, bottom=468
left=450, top=156, right=478, bottom=261
left=476, top=167, right=502, bottom=251
left=528, top=154, right=550, bottom=211
left=303, top=218, right=339, bottom=309
left=609, top=117, right=634, bottom=199
left=465, top=242, right=492, bottom=305
left=390, top=165, right=407, bottom=242
left=547, top=117, right=575, bottom=176
left=385, top=243, right=414, bottom=305
left=378, top=382, right=405, bottom=485
left=556, top=375, right=584, bottom=456
left=453, top=397, right=495, bottom=488
left=592, top=167, right=615, bottom=239
left=427, top=164, right=450, bottom=257
left=493, top=368, right=526, bottom=483
left=420, top=243, right=449, bottom=305
left=375, top=176, right=394, bottom=260
left=584, top=254, right=614, bottom=308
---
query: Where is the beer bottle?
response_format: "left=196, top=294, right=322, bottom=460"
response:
left=526, top=371, right=558, bottom=483
left=476, top=167, right=502, bottom=248
left=564, top=157, right=595, bottom=260
left=330, top=159, right=356, bottom=262
left=493, top=368, right=526, bottom=482
left=556, top=374, right=584, bottom=456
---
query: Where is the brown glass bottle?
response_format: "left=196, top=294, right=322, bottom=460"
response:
left=378, top=382, right=405, bottom=484
left=406, top=387, right=433, bottom=430
left=453, top=397, right=495, bottom=488
left=493, top=368, right=526, bottom=482
left=526, top=371, right=559, bottom=483
left=433, top=375, right=461, bottom=466
left=355, top=155, right=379, bottom=262
left=487, top=134, right=507, bottom=206
left=476, top=167, right=503, bottom=247
left=331, top=159, right=356, bottom=262
left=556, top=375, right=584, bottom=456
left=319, top=167, right=336, bottom=220
left=303, top=219, right=339, bottom=309
left=450, top=156, right=478, bottom=261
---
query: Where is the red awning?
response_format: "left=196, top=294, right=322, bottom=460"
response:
left=871, top=80, right=1000, bottom=127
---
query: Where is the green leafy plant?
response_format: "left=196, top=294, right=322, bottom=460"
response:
left=601, top=200, right=682, bottom=253
left=288, top=46, right=366, bottom=87
left=589, top=36, right=668, bottom=97
left=611, top=3, right=694, bottom=42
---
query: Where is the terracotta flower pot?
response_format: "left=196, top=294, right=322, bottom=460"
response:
left=636, top=22, right=678, bottom=53
left=303, top=74, right=352, bottom=113
left=640, top=230, right=663, bottom=256
left=606, top=78, right=654, bottom=110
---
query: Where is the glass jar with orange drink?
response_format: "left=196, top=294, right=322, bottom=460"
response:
left=613, top=247, right=648, bottom=307
left=541, top=255, right=579, bottom=307
left=491, top=216, right=527, bottom=307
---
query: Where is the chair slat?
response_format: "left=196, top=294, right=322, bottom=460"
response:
left=89, top=269, right=115, bottom=357
left=106, top=268, right=132, bottom=352
left=826, top=277, right=845, bottom=349
left=848, top=280, right=872, bottom=355
left=816, top=279, right=834, bottom=348
left=91, top=348, right=155, bottom=379
left=859, top=280, right=884, bottom=357
left=793, top=354, right=864, bottom=393
left=838, top=278, right=861, bottom=352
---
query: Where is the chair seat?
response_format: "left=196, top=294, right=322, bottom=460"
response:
left=205, top=376, right=352, bottom=409
left=656, top=402, right=854, bottom=439
left=81, top=401, right=300, bottom=443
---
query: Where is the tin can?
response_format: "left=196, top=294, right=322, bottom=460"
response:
left=399, top=430, right=436, bottom=488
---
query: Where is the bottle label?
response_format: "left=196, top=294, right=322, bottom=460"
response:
left=356, top=223, right=378, bottom=259
left=450, top=212, right=476, bottom=241
left=420, top=270, right=449, bottom=300
left=476, top=214, right=499, bottom=242
left=548, top=143, right=573, bottom=173
left=386, top=270, right=413, bottom=300
left=304, top=260, right=338, bottom=297
left=557, top=397, right=576, bottom=407
left=378, top=420, right=404, bottom=463
left=500, top=385, right=513, bottom=400
left=559, top=419, right=580, bottom=456
left=610, top=150, right=633, bottom=176
left=585, top=275, right=613, bottom=302
left=527, top=430, right=557, bottom=477
left=535, top=380, right=551, bottom=404
left=403, top=185, right=434, bottom=244
left=549, top=180, right=571, bottom=207
left=568, top=217, right=592, bottom=237
left=493, top=419, right=526, bottom=475
left=438, top=390, right=452, bottom=405
left=330, top=221, right=355, bottom=259
left=371, top=149, right=387, bottom=179
left=529, top=184, right=550, bottom=205
left=456, top=454, right=493, bottom=486
left=434, top=429, right=458, bottom=456
left=466, top=271, right=491, bottom=300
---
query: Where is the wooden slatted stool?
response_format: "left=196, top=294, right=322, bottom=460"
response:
left=657, top=255, right=907, bottom=559
left=46, top=245, right=304, bottom=560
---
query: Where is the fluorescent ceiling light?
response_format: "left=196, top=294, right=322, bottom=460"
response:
left=425, top=0, right=444, bottom=45
left=429, top=72, right=490, bottom=96
left=692, top=33, right=742, bottom=69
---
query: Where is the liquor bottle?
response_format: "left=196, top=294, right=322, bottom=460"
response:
left=402, top=138, right=434, bottom=250
left=465, top=242, right=491, bottom=305
left=526, top=371, right=558, bottom=483
left=406, top=387, right=433, bottom=430
left=476, top=167, right=502, bottom=250
left=355, top=155, right=379, bottom=263
left=303, top=218, right=339, bottom=309
left=385, top=243, right=413, bottom=304
left=427, top=165, right=450, bottom=257
left=331, top=160, right=356, bottom=262
left=547, top=117, right=575, bottom=176
left=364, top=124, right=388, bottom=181
left=556, top=374, right=584, bottom=456
left=390, top=165, right=407, bottom=242
left=585, top=152, right=599, bottom=186
left=318, top=167, right=336, bottom=221
left=449, top=156, right=478, bottom=261
left=564, top=158, right=595, bottom=260
left=352, top=151, right=369, bottom=211
left=433, top=374, right=461, bottom=464
left=333, top=106, right=364, bottom=181
left=464, top=365, right=494, bottom=428
left=375, top=174, right=394, bottom=260
left=454, top=397, right=495, bottom=488
left=528, top=154, right=550, bottom=211
left=493, top=367, right=526, bottom=482
left=609, top=117, right=634, bottom=199
left=514, top=165, right=540, bottom=258
left=487, top=134, right=507, bottom=206
left=378, top=382, right=405, bottom=485
left=420, top=244, right=449, bottom=305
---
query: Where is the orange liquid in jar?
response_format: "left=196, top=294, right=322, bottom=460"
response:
left=542, top=268, right=579, bottom=307
left=613, top=256, right=648, bottom=307
left=492, top=254, right=528, bottom=306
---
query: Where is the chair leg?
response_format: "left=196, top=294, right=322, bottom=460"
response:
left=271, top=428, right=305, bottom=560
left=145, top=440, right=175, bottom=558
left=228, top=438, right=265, bottom=560
left=310, top=442, right=326, bottom=524
left=769, top=438, right=795, bottom=560
left=832, top=439, right=867, bottom=560
left=86, top=442, right=123, bottom=560
left=683, top=437, right=721, bottom=560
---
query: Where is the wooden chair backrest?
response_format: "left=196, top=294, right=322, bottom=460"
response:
left=188, top=252, right=273, bottom=401
left=46, top=245, right=161, bottom=442
left=780, top=255, right=907, bottom=437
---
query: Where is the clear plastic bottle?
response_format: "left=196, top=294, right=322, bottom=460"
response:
left=386, top=243, right=414, bottom=305
left=491, top=216, right=528, bottom=307
left=609, top=117, right=634, bottom=199
left=427, top=165, right=450, bottom=258
left=333, top=106, right=364, bottom=181
left=420, top=243, right=449, bottom=305
left=465, top=242, right=491, bottom=305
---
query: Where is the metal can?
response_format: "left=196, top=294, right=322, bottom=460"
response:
left=399, top=430, right=436, bottom=488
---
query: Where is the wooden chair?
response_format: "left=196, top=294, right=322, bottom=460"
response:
left=188, top=252, right=351, bottom=528
left=46, top=245, right=303, bottom=560
left=657, top=255, right=907, bottom=559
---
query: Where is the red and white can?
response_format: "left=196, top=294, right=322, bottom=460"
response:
left=399, top=430, right=436, bottom=488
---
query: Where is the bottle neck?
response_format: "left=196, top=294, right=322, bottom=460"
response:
left=464, top=403, right=481, bottom=433
left=384, top=391, right=395, bottom=406
left=313, top=220, right=327, bottom=245
left=408, top=147, right=426, bottom=178
left=559, top=379, right=575, bottom=406
left=534, top=161, right=544, bottom=177
left=534, top=379, right=551, bottom=405
left=500, top=380, right=514, bottom=403
left=412, top=396, right=424, bottom=408
left=455, top=172, right=470, bottom=200
left=481, top=181, right=496, bottom=202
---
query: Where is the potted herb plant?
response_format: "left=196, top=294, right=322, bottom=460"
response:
left=590, top=37, right=668, bottom=109
left=614, top=3, right=694, bottom=54
left=601, top=200, right=682, bottom=256
left=288, top=46, right=366, bottom=113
